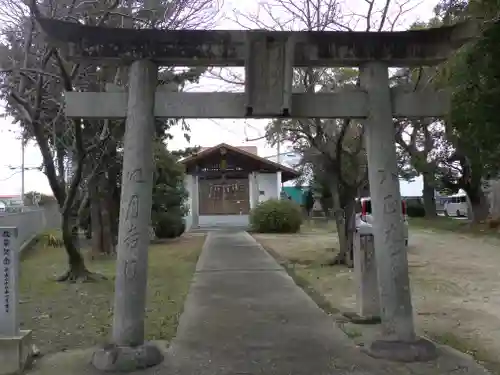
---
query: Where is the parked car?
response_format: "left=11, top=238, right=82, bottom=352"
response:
left=355, top=197, right=409, bottom=246
left=444, top=193, right=468, bottom=217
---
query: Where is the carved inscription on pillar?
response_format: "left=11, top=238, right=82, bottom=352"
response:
left=376, top=165, right=405, bottom=250
left=363, top=235, right=375, bottom=269
left=128, top=168, right=145, bottom=183
left=122, top=168, right=144, bottom=280
left=383, top=194, right=397, bottom=214
left=382, top=194, right=406, bottom=256
left=124, top=194, right=140, bottom=250
left=377, top=169, right=399, bottom=186
left=124, top=260, right=137, bottom=279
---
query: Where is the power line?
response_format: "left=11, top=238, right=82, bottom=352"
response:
left=204, top=119, right=253, bottom=147
left=207, top=119, right=242, bottom=137
left=243, top=120, right=265, bottom=140
left=0, top=171, right=22, bottom=182
left=262, top=151, right=298, bottom=159
left=0, top=167, right=42, bottom=182
left=245, top=135, right=266, bottom=142
left=7, top=165, right=41, bottom=171
left=244, top=121, right=263, bottom=133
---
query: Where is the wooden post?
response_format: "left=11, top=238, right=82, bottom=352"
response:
left=92, top=60, right=163, bottom=371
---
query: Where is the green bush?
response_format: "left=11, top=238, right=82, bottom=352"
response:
left=250, top=199, right=303, bottom=233
left=406, top=204, right=426, bottom=218
left=154, top=212, right=186, bottom=239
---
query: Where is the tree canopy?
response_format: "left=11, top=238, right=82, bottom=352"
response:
left=432, top=0, right=500, bottom=220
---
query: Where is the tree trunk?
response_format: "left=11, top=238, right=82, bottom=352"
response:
left=422, top=172, right=437, bottom=217
left=56, top=213, right=91, bottom=282
left=90, top=175, right=115, bottom=256
left=99, top=190, right=115, bottom=254
left=489, top=181, right=500, bottom=220
left=330, top=187, right=355, bottom=268
left=467, top=189, right=490, bottom=223
left=90, top=184, right=103, bottom=254
left=56, top=137, right=66, bottom=188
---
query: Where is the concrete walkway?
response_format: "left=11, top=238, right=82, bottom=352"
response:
left=163, top=231, right=402, bottom=375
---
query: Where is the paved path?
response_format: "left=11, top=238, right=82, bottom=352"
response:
left=164, top=230, right=391, bottom=375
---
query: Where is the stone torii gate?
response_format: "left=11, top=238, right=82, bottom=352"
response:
left=36, top=17, right=478, bottom=371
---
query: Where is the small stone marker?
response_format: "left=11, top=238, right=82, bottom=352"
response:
left=354, top=222, right=380, bottom=320
left=0, top=227, right=32, bottom=375
left=343, top=221, right=381, bottom=324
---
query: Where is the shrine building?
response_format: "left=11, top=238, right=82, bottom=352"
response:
left=180, top=143, right=300, bottom=229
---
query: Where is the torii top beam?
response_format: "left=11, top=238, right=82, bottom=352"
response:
left=36, top=18, right=480, bottom=67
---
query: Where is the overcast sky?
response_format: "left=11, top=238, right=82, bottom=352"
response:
left=0, top=0, right=437, bottom=196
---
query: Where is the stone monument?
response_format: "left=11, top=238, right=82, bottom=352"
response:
left=35, top=15, right=480, bottom=366
left=0, top=227, right=32, bottom=375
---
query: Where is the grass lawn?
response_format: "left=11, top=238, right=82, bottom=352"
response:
left=409, top=216, right=500, bottom=237
left=19, top=233, right=205, bottom=355
left=300, top=218, right=337, bottom=234
left=305, top=214, right=500, bottom=238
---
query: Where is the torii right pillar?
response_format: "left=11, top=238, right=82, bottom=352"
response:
left=360, top=62, right=437, bottom=361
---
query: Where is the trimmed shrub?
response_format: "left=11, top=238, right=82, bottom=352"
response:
left=250, top=199, right=303, bottom=233
left=406, top=204, right=426, bottom=218
left=154, top=212, right=186, bottom=239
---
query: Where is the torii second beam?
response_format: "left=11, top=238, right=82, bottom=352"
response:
left=64, top=89, right=449, bottom=119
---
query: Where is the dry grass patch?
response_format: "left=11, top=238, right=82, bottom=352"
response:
left=254, top=229, right=500, bottom=374
left=19, top=234, right=205, bottom=355
left=253, top=231, right=355, bottom=313
left=409, top=216, right=500, bottom=238
left=299, top=219, right=337, bottom=234
left=254, top=231, right=337, bottom=266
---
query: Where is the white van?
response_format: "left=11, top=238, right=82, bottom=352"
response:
left=355, top=197, right=409, bottom=246
left=444, top=193, right=468, bottom=217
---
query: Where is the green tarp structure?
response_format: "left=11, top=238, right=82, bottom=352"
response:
left=282, top=186, right=308, bottom=205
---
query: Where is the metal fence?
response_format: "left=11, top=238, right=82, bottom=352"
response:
left=0, top=204, right=61, bottom=250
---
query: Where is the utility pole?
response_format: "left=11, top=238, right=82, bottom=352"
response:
left=276, top=119, right=283, bottom=196
left=276, top=133, right=281, bottom=164
left=21, top=133, right=25, bottom=205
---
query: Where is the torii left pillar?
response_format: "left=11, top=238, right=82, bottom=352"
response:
left=92, top=59, right=164, bottom=371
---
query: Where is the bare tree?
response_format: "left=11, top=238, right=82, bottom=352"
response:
left=211, top=0, right=421, bottom=266
left=265, top=66, right=367, bottom=266
left=0, top=0, right=222, bottom=281
left=390, top=67, right=439, bottom=216
left=0, top=0, right=120, bottom=281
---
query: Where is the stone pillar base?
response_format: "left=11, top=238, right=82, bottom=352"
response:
left=92, top=342, right=163, bottom=372
left=342, top=311, right=381, bottom=325
left=0, top=330, right=33, bottom=375
left=363, top=337, right=438, bottom=362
